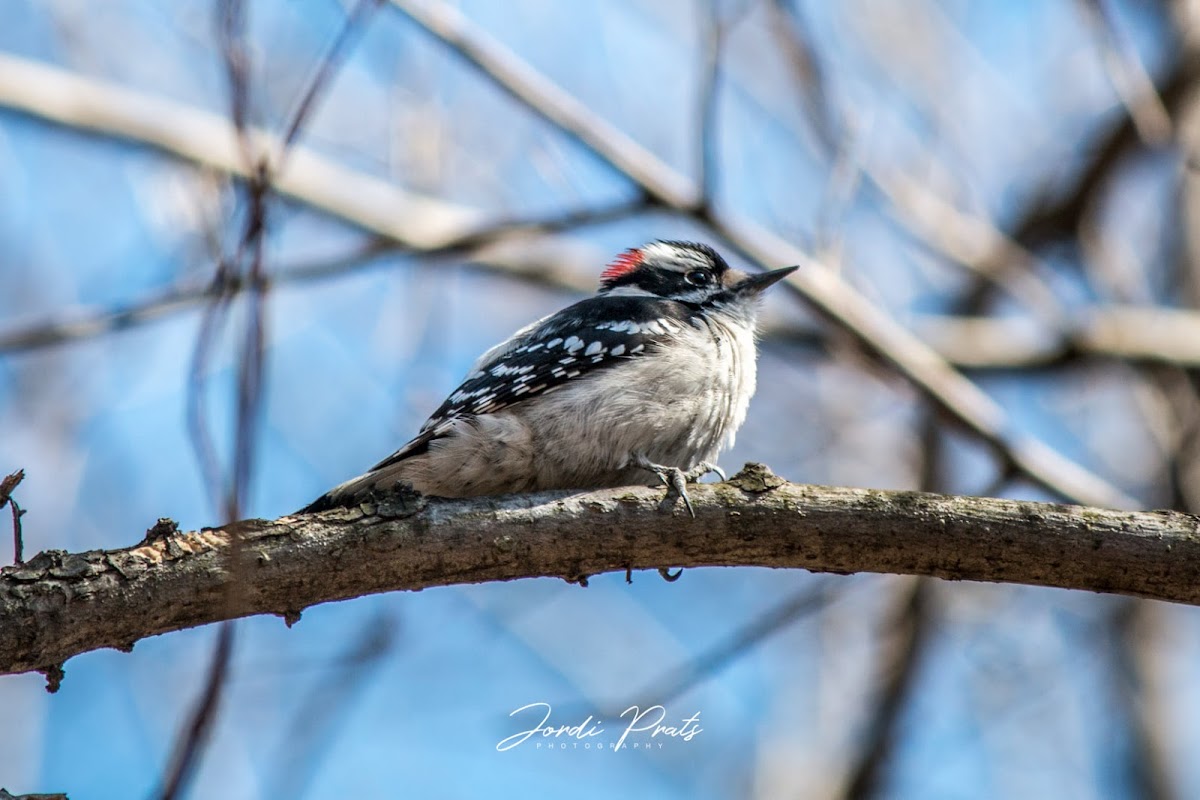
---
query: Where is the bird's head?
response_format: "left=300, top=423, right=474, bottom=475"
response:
left=598, top=240, right=796, bottom=307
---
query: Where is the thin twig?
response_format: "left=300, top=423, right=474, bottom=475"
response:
left=159, top=3, right=260, bottom=794
left=842, top=579, right=932, bottom=800
left=0, top=195, right=646, bottom=355
left=696, top=1, right=723, bottom=205
left=958, top=33, right=1199, bottom=314
left=1107, top=600, right=1178, bottom=800
left=159, top=0, right=379, bottom=791
left=1076, top=0, right=1173, bottom=147
left=0, top=51, right=486, bottom=249
left=387, top=0, right=700, bottom=208
left=156, top=622, right=235, bottom=800
left=8, top=500, right=23, bottom=567
left=281, top=0, right=384, bottom=151
left=912, top=308, right=1200, bottom=369
left=766, top=0, right=839, bottom=151
left=839, top=405, right=947, bottom=800
left=710, top=216, right=1140, bottom=509
left=0, top=470, right=25, bottom=565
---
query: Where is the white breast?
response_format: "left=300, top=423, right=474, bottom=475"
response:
left=515, top=308, right=761, bottom=489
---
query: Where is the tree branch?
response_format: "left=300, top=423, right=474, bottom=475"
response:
left=914, top=307, right=1200, bottom=369
left=0, top=51, right=482, bottom=249
left=2, top=464, right=1199, bottom=682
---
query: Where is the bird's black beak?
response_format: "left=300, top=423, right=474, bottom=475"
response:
left=734, top=265, right=798, bottom=295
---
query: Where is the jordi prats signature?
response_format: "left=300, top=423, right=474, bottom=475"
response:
left=496, top=702, right=703, bottom=752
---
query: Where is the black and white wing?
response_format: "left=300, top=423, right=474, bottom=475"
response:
left=367, top=294, right=697, bottom=470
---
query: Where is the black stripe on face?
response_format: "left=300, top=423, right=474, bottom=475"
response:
left=601, top=241, right=731, bottom=299
left=600, top=265, right=682, bottom=296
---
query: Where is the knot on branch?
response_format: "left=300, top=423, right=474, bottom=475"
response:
left=727, top=462, right=786, bottom=494
left=142, top=517, right=181, bottom=544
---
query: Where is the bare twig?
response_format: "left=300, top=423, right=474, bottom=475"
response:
left=913, top=307, right=1200, bottom=369
left=0, top=470, right=25, bottom=565
left=387, top=0, right=700, bottom=209
left=1107, top=600, right=1178, bottom=800
left=696, top=1, right=724, bottom=204
left=864, top=165, right=1067, bottom=323
left=765, top=2, right=1067, bottom=319
left=0, top=196, right=644, bottom=356
left=957, top=35, right=1200, bottom=315
left=766, top=0, right=838, bottom=151
left=159, top=2, right=264, bottom=794
left=837, top=404, right=951, bottom=800
left=156, top=622, right=234, bottom=800
left=0, top=51, right=485, bottom=249
left=1076, top=0, right=1173, bottom=147
left=280, top=0, right=384, bottom=150
left=159, top=0, right=378, bottom=791
left=842, top=578, right=931, bottom=800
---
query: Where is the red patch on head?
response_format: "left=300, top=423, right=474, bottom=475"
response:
left=600, top=248, right=644, bottom=285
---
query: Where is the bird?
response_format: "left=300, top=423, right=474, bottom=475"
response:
left=301, top=240, right=796, bottom=516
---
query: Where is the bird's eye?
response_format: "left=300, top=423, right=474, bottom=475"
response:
left=685, top=269, right=712, bottom=286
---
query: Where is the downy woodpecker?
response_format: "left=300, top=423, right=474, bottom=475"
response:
left=302, top=241, right=796, bottom=515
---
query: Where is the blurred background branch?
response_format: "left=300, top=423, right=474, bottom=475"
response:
left=3, top=0, right=1200, bottom=796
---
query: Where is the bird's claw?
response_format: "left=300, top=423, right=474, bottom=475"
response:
left=685, top=461, right=726, bottom=482
left=648, top=465, right=696, bottom=515
left=635, top=455, right=721, bottom=518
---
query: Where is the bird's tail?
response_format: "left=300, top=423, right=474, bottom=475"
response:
left=297, top=472, right=379, bottom=514
left=297, top=457, right=427, bottom=513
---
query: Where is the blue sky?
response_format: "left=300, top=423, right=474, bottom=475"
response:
left=0, top=1, right=1193, bottom=797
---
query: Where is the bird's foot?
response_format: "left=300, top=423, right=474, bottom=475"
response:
left=634, top=455, right=724, bottom=518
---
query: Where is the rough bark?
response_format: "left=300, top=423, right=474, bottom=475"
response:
left=2, top=464, right=1198, bottom=682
